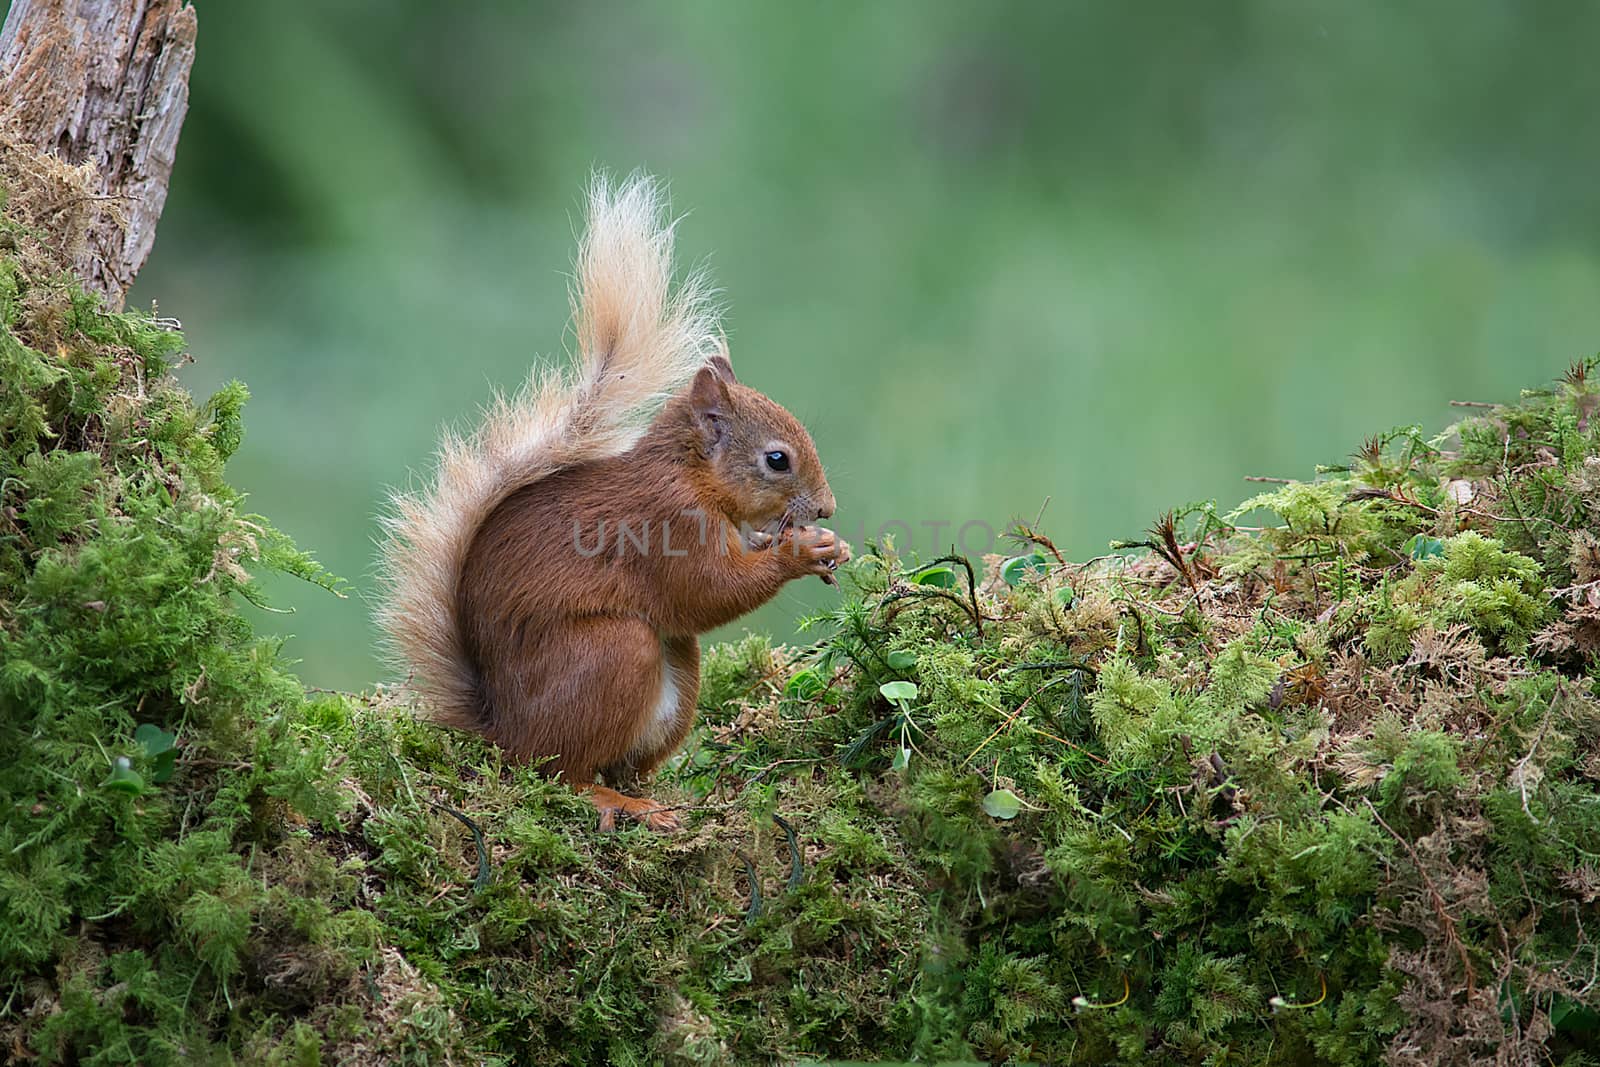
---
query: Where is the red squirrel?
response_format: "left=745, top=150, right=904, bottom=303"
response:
left=379, top=176, right=849, bottom=830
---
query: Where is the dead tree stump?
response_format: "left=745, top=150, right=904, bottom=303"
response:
left=0, top=0, right=197, bottom=308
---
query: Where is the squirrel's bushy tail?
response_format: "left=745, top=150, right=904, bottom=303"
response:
left=376, top=174, right=720, bottom=729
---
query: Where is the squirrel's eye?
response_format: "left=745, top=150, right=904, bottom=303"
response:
left=764, top=450, right=791, bottom=473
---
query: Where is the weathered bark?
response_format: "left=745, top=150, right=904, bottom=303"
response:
left=0, top=0, right=197, bottom=308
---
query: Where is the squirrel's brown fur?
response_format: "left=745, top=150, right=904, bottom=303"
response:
left=378, top=175, right=846, bottom=830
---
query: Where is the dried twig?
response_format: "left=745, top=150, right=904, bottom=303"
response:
left=1364, top=798, right=1477, bottom=996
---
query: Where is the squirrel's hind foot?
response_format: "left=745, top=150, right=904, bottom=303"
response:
left=585, top=784, right=682, bottom=832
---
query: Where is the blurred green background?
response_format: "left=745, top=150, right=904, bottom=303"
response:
left=97, top=1, right=1600, bottom=689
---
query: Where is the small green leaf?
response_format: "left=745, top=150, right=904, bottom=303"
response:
left=885, top=650, right=918, bottom=671
left=784, top=668, right=826, bottom=700
left=1001, top=553, right=1050, bottom=587
left=1404, top=534, right=1444, bottom=561
left=914, top=566, right=956, bottom=588
left=132, top=724, right=178, bottom=785
left=982, top=788, right=1022, bottom=819
left=1551, top=993, right=1600, bottom=1031
left=891, top=746, right=911, bottom=772
left=134, top=722, right=176, bottom=756
left=1054, top=586, right=1076, bottom=608
left=103, top=756, right=145, bottom=795
left=150, top=749, right=177, bottom=785
left=878, top=681, right=918, bottom=704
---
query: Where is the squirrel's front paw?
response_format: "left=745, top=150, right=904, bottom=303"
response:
left=779, top=526, right=852, bottom=583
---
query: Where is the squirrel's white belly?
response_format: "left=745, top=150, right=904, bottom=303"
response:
left=630, top=655, right=681, bottom=759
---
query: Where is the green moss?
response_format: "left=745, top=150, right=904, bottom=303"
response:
left=1423, top=531, right=1547, bottom=653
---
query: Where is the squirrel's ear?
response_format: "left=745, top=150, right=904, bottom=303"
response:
left=689, top=365, right=729, bottom=450
left=707, top=340, right=737, bottom=384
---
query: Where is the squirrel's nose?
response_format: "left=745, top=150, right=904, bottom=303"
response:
left=815, top=491, right=836, bottom=521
